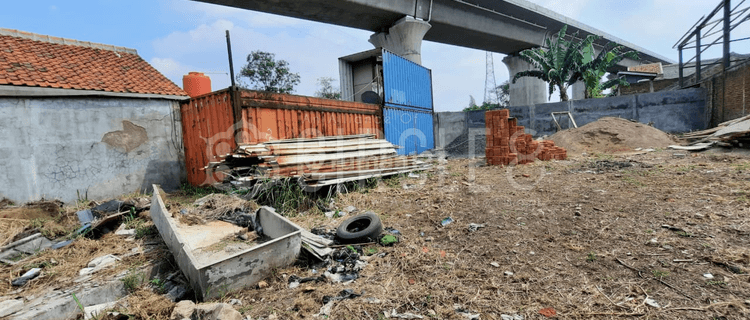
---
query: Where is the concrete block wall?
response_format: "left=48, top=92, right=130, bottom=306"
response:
left=0, top=96, right=185, bottom=203
left=438, top=88, right=707, bottom=158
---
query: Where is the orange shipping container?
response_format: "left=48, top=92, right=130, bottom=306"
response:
left=180, top=88, right=382, bottom=186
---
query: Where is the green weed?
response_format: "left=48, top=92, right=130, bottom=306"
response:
left=652, top=270, right=670, bottom=278
left=121, top=268, right=145, bottom=293
left=586, top=252, right=597, bottom=262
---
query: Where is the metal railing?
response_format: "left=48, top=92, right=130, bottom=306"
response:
left=674, top=0, right=750, bottom=87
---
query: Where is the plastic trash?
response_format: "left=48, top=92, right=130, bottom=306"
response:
left=11, top=268, right=41, bottom=286
left=441, top=217, right=454, bottom=226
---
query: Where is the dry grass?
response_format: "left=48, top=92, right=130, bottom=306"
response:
left=210, top=151, right=750, bottom=320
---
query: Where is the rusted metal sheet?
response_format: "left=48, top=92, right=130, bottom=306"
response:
left=180, top=88, right=383, bottom=186
left=180, top=89, right=236, bottom=186
left=238, top=90, right=381, bottom=144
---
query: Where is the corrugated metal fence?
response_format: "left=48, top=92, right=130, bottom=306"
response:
left=382, top=49, right=435, bottom=155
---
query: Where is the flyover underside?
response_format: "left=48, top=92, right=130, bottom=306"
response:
left=193, top=0, right=672, bottom=65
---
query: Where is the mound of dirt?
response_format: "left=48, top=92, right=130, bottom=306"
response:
left=551, top=117, right=676, bottom=154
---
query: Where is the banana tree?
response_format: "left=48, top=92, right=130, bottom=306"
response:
left=512, top=25, right=597, bottom=101
left=580, top=42, right=639, bottom=98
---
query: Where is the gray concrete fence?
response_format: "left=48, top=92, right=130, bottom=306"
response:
left=436, top=88, right=707, bottom=158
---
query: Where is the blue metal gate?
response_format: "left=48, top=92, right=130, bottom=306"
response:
left=384, top=106, right=435, bottom=155
left=382, top=50, right=434, bottom=155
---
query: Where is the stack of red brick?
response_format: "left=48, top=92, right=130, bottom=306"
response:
left=485, top=109, right=567, bottom=166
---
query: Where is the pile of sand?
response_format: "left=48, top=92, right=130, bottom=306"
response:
left=550, top=117, right=676, bottom=155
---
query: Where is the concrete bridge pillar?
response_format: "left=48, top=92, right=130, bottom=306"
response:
left=572, top=82, right=586, bottom=100
left=502, top=54, right=547, bottom=106
left=369, top=16, right=431, bottom=65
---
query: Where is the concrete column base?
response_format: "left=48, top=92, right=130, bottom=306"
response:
left=369, top=16, right=431, bottom=65
left=502, top=54, right=548, bottom=106
left=572, top=81, right=586, bottom=100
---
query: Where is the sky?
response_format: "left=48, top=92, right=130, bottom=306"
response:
left=1, top=0, right=748, bottom=111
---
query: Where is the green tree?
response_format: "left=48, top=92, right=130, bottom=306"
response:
left=238, top=51, right=300, bottom=93
left=580, top=42, right=638, bottom=98
left=315, top=77, right=342, bottom=100
left=512, top=25, right=594, bottom=101
left=513, top=25, right=639, bottom=101
left=463, top=81, right=511, bottom=112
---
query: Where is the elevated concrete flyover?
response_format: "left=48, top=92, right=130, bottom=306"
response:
left=193, top=0, right=675, bottom=105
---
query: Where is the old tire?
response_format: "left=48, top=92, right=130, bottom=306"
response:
left=335, top=212, right=383, bottom=243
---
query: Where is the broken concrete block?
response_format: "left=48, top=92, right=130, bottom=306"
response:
left=88, top=254, right=120, bottom=269
left=170, top=301, right=242, bottom=320
left=170, top=300, right=196, bottom=319
left=0, top=299, right=23, bottom=317
left=83, top=301, right=118, bottom=320
left=14, top=236, right=53, bottom=254
left=114, top=228, right=136, bottom=237
left=193, top=303, right=243, bottom=320
left=80, top=254, right=120, bottom=276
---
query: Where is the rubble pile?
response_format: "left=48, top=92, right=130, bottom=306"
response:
left=485, top=109, right=567, bottom=166
left=680, top=115, right=750, bottom=147
left=206, top=134, right=431, bottom=190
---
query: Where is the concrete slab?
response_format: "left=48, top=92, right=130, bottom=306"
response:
left=150, top=185, right=302, bottom=300
left=0, top=299, right=23, bottom=317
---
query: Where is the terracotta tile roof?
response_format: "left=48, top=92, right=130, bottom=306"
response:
left=628, top=63, right=664, bottom=75
left=0, top=28, right=187, bottom=96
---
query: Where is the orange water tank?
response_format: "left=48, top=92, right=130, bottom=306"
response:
left=183, top=72, right=211, bottom=98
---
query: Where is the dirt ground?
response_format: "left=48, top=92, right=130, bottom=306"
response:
left=4, top=148, right=750, bottom=319
left=222, top=149, right=750, bottom=320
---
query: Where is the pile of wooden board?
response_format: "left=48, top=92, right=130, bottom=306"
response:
left=206, top=134, right=431, bottom=190
left=676, top=115, right=750, bottom=150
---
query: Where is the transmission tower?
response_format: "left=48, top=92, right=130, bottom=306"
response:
left=484, top=51, right=498, bottom=104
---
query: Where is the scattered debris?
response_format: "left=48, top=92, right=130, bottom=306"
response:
left=645, top=298, right=661, bottom=308
left=679, top=115, right=750, bottom=147
left=170, top=300, right=243, bottom=320
left=79, top=254, right=120, bottom=276
left=322, top=289, right=362, bottom=304
left=11, top=267, right=41, bottom=286
left=703, top=273, right=715, bottom=279
left=490, top=262, right=500, bottom=268
left=539, top=307, right=556, bottom=317
left=501, top=315, right=524, bottom=320
left=468, top=223, right=486, bottom=232
left=323, top=247, right=367, bottom=283
left=504, top=271, right=514, bottom=276
left=441, top=217, right=454, bottom=227
left=288, top=275, right=325, bottom=289
left=386, top=309, right=424, bottom=319
left=380, top=234, right=399, bottom=246
left=455, top=304, right=480, bottom=319
left=83, top=301, right=120, bottom=320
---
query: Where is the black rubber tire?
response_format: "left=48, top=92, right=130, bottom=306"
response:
left=335, top=212, right=383, bottom=243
